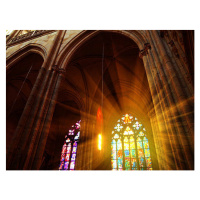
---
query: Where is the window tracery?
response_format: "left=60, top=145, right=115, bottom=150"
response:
left=111, top=114, right=152, bottom=170
left=59, top=120, right=81, bottom=170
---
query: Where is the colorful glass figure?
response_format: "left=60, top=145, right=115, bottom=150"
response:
left=111, top=114, right=152, bottom=170
left=59, top=120, right=81, bottom=170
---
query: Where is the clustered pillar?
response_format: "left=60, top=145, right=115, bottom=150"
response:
left=141, top=30, right=194, bottom=170
left=7, top=30, right=66, bottom=170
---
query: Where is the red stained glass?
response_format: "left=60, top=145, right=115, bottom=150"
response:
left=117, top=150, right=123, bottom=159
left=138, top=149, right=144, bottom=157
left=65, top=154, right=70, bottom=161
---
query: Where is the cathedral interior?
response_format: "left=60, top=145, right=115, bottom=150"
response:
left=6, top=30, right=194, bottom=170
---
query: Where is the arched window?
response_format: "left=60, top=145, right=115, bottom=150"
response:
left=111, top=114, right=152, bottom=170
left=59, top=120, right=81, bottom=170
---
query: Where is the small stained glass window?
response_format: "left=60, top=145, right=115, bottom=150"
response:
left=59, top=120, right=81, bottom=170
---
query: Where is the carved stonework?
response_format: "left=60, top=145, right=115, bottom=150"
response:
left=160, top=30, right=169, bottom=38
left=168, top=40, right=180, bottom=58
left=7, top=30, right=55, bottom=46
left=139, top=43, right=151, bottom=58
left=52, top=65, right=66, bottom=74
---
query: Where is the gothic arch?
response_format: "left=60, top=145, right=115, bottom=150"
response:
left=56, top=30, right=149, bottom=70
left=6, top=43, right=47, bottom=71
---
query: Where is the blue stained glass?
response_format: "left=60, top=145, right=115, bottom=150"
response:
left=125, top=150, right=129, bottom=157
left=131, top=158, right=137, bottom=168
left=131, top=149, right=136, bottom=157
left=139, top=157, right=144, bottom=167
left=118, top=159, right=123, bottom=168
left=71, top=153, right=76, bottom=161
left=143, top=140, right=149, bottom=148
left=64, top=162, right=69, bottom=170
left=60, top=153, right=65, bottom=162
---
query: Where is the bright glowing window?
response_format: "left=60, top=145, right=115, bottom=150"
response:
left=59, top=120, right=81, bottom=170
left=111, top=114, right=152, bottom=170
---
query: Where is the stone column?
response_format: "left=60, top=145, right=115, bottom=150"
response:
left=147, top=30, right=194, bottom=169
left=142, top=56, right=170, bottom=169
left=6, top=30, right=66, bottom=170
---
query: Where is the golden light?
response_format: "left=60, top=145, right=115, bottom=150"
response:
left=98, top=134, right=102, bottom=150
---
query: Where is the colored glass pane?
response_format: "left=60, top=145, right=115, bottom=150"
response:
left=118, top=159, right=123, bottom=168
left=111, top=150, right=116, bottom=159
left=131, top=149, right=136, bottom=157
left=139, top=157, right=144, bottom=167
left=124, top=143, right=129, bottom=150
left=72, top=147, right=77, bottom=154
left=66, top=138, right=70, bottom=143
left=60, top=153, right=65, bottom=162
left=114, top=124, right=123, bottom=132
left=64, top=162, right=69, bottom=170
left=130, top=141, right=135, bottom=149
left=59, top=162, right=64, bottom=170
left=124, top=136, right=128, bottom=143
left=71, top=153, right=76, bottom=161
left=124, top=150, right=129, bottom=157
left=59, top=120, right=81, bottom=170
left=143, top=140, right=149, bottom=148
left=117, top=150, right=123, bottom=159
left=111, top=160, right=117, bottom=169
left=125, top=158, right=130, bottom=169
left=131, top=158, right=137, bottom=168
left=111, top=143, right=116, bottom=150
left=62, top=145, right=67, bottom=153
left=117, top=139, right=122, bottom=150
left=138, top=149, right=144, bottom=157
left=70, top=161, right=75, bottom=170
left=65, top=154, right=70, bottom=161
left=145, top=148, right=150, bottom=157
left=138, top=131, right=144, bottom=136
left=114, top=134, right=119, bottom=139
left=146, top=157, right=152, bottom=168
left=137, top=138, right=143, bottom=149
left=111, top=114, right=152, bottom=170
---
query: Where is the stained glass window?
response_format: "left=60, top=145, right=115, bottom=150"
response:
left=59, top=120, right=81, bottom=170
left=111, top=114, right=152, bottom=170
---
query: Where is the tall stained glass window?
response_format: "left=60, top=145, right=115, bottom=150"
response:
left=111, top=114, right=152, bottom=170
left=59, top=120, right=81, bottom=170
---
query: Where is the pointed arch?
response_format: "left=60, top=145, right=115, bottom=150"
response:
left=6, top=43, right=47, bottom=71
left=111, top=114, right=152, bottom=170
left=56, top=30, right=149, bottom=70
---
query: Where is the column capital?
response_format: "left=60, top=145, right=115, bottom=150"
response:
left=139, top=43, right=151, bottom=58
left=52, top=65, right=66, bottom=74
